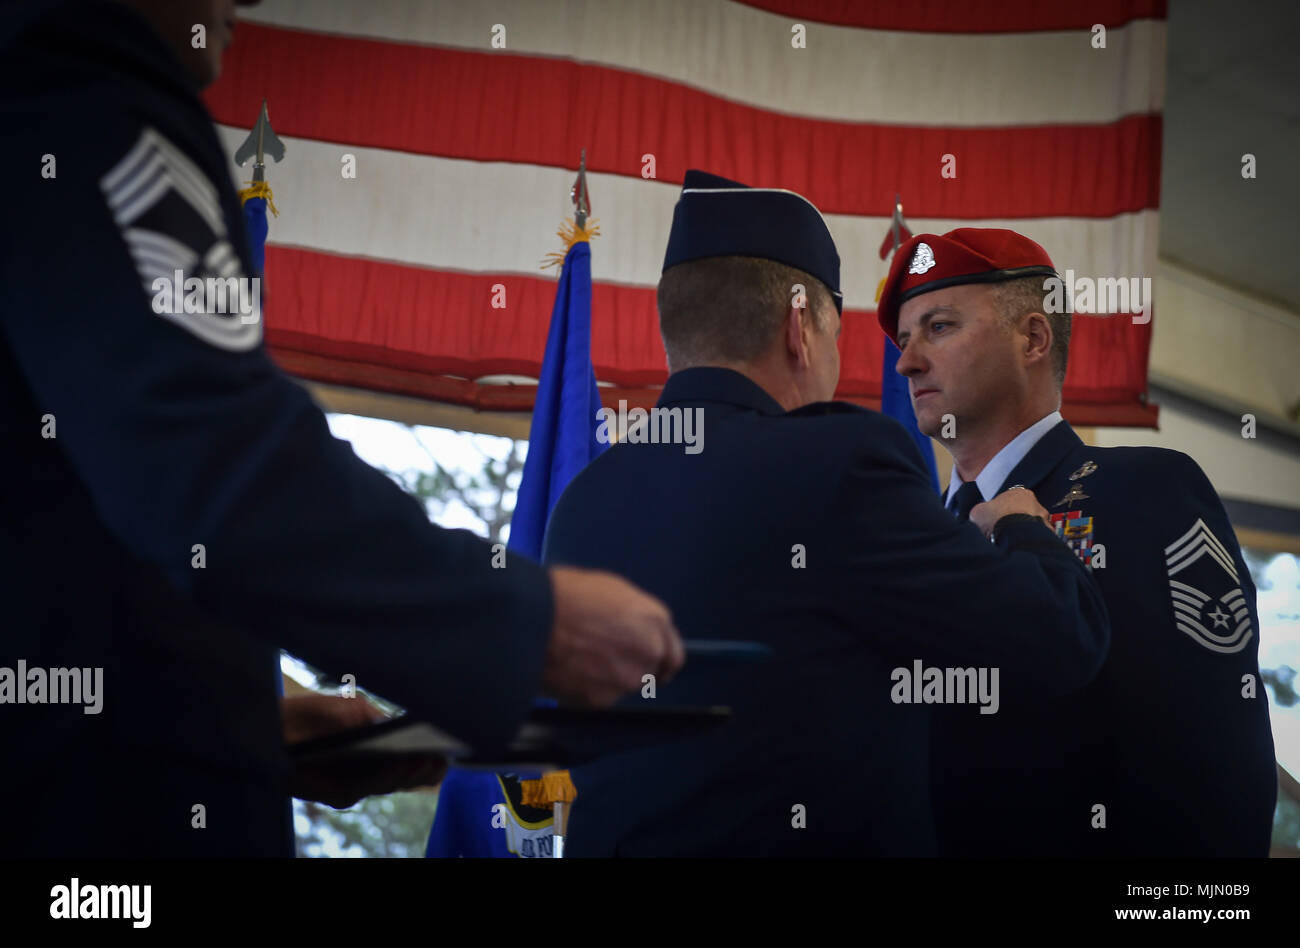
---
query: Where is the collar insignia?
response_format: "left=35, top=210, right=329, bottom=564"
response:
left=1069, top=461, right=1098, bottom=481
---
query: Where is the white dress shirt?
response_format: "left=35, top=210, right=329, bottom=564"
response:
left=943, top=411, right=1064, bottom=507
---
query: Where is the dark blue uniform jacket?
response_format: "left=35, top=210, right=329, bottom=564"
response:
left=930, top=420, right=1277, bottom=856
left=542, top=368, right=1110, bottom=856
left=0, top=1, right=553, bottom=856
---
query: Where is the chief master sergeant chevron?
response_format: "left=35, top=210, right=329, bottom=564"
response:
left=0, top=0, right=682, bottom=856
left=542, top=171, right=1111, bottom=856
left=878, top=227, right=1277, bottom=856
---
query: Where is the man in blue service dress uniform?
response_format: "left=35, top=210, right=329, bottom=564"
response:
left=878, top=227, right=1277, bottom=856
left=541, top=171, right=1112, bottom=856
left=0, top=0, right=682, bottom=857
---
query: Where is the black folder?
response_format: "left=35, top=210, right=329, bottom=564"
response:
left=289, top=705, right=732, bottom=770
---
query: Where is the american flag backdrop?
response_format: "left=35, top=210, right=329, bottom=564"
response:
left=205, top=0, right=1165, bottom=426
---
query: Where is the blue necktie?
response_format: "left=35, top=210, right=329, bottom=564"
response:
left=948, top=480, right=983, bottom=523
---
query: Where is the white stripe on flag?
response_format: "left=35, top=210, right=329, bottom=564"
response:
left=241, top=0, right=1164, bottom=125
left=215, top=126, right=1158, bottom=310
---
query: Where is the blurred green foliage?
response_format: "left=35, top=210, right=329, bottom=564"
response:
left=293, top=423, right=522, bottom=858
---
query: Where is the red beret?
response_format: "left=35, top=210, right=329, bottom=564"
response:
left=877, top=228, right=1057, bottom=343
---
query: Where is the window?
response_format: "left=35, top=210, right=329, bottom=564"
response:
left=1242, top=548, right=1300, bottom=854
left=287, top=414, right=526, bottom=857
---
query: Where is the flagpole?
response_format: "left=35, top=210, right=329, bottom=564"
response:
left=235, top=99, right=285, bottom=216
left=233, top=96, right=290, bottom=851
left=544, top=148, right=592, bottom=858
left=891, top=193, right=902, bottom=256
left=574, top=149, right=589, bottom=230
left=430, top=150, right=597, bottom=860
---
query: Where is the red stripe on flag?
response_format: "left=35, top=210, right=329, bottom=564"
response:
left=734, top=0, right=1166, bottom=32
left=206, top=25, right=1160, bottom=219
left=260, top=246, right=1155, bottom=424
left=259, top=246, right=665, bottom=385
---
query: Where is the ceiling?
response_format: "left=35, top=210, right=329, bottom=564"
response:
left=1159, top=0, right=1300, bottom=313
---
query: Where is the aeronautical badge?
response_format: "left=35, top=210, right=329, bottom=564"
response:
left=98, top=127, right=262, bottom=352
left=1053, top=482, right=1090, bottom=507
left=1164, top=518, right=1253, bottom=653
left=908, top=242, right=936, bottom=274
left=1050, top=509, right=1094, bottom=564
left=1069, top=460, right=1098, bottom=481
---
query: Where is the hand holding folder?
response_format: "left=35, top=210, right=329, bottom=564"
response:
left=283, top=692, right=447, bottom=809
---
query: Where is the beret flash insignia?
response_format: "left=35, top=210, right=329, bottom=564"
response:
left=907, top=242, right=936, bottom=275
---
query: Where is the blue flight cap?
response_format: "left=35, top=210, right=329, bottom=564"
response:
left=661, top=170, right=843, bottom=313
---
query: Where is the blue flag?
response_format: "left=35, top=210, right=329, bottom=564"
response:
left=241, top=193, right=280, bottom=693
left=243, top=195, right=270, bottom=276
left=881, top=338, right=939, bottom=491
left=240, top=188, right=296, bottom=852
left=427, top=238, right=605, bottom=858
left=508, top=240, right=607, bottom=559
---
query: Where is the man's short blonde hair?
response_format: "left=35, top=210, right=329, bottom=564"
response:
left=658, top=256, right=833, bottom=369
left=991, top=276, right=1072, bottom=389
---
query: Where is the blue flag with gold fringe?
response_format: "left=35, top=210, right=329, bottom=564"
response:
left=508, top=238, right=607, bottom=559
left=236, top=107, right=288, bottom=848
left=427, top=219, right=604, bottom=858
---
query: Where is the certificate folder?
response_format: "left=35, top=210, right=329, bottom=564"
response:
left=289, top=705, right=732, bottom=770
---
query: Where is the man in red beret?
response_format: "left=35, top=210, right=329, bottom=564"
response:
left=878, top=228, right=1277, bottom=857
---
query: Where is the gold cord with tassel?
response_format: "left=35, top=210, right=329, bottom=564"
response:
left=238, top=180, right=279, bottom=217
left=541, top=218, right=600, bottom=270
left=519, top=770, right=577, bottom=808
